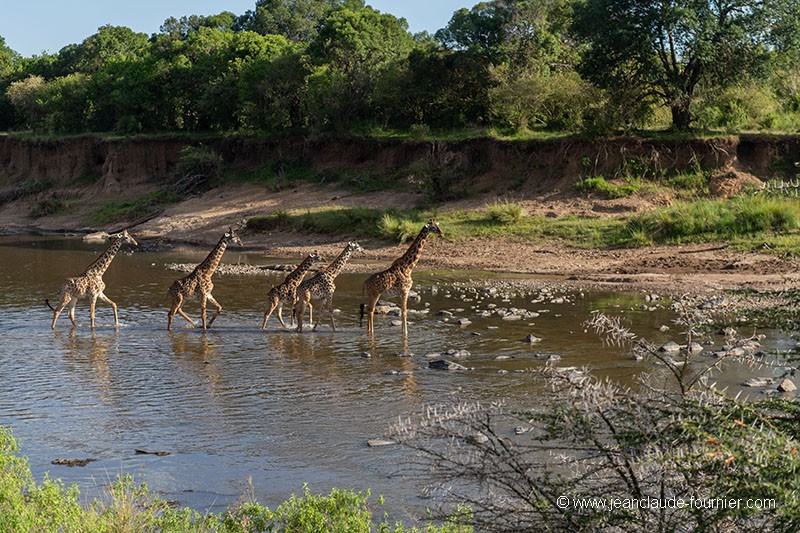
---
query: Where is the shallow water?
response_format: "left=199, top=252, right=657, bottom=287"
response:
left=0, top=235, right=794, bottom=520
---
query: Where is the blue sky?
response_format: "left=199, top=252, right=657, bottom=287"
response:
left=1, top=1, right=473, bottom=57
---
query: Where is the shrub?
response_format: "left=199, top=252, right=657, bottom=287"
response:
left=380, top=213, right=422, bottom=243
left=485, top=199, right=523, bottom=224
left=574, top=176, right=638, bottom=199
left=389, top=298, right=800, bottom=531
left=170, top=145, right=223, bottom=197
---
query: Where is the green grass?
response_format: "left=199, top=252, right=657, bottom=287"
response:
left=0, top=427, right=470, bottom=532
left=485, top=199, right=523, bottom=225
left=244, top=195, right=800, bottom=255
left=85, top=189, right=179, bottom=226
left=574, top=176, right=639, bottom=199
left=628, top=195, right=800, bottom=243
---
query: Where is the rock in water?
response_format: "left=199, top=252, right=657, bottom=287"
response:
left=429, top=359, right=468, bottom=371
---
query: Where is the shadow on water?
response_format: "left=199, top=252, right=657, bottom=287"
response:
left=0, top=235, right=794, bottom=521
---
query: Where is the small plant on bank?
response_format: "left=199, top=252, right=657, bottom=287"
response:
left=380, top=213, right=423, bottom=243
left=574, top=176, right=639, bottom=199
left=29, top=193, right=68, bottom=218
left=485, top=198, right=523, bottom=225
left=170, top=145, right=223, bottom=198
left=86, top=189, right=179, bottom=226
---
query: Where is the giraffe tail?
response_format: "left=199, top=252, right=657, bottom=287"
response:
left=359, top=303, right=365, bottom=327
left=45, top=299, right=55, bottom=311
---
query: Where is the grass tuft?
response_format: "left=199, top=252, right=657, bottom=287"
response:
left=485, top=199, right=523, bottom=224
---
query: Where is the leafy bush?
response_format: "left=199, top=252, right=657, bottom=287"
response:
left=170, top=145, right=223, bottom=197
left=0, top=427, right=469, bottom=532
left=485, top=199, right=523, bottom=224
left=29, top=193, right=68, bottom=218
left=380, top=213, right=423, bottom=243
left=390, top=298, right=800, bottom=531
left=574, top=176, right=638, bottom=198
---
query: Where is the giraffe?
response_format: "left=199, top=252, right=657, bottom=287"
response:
left=167, top=227, right=243, bottom=331
left=360, top=220, right=443, bottom=336
left=261, top=252, right=324, bottom=330
left=48, top=230, right=138, bottom=329
left=294, top=241, right=363, bottom=332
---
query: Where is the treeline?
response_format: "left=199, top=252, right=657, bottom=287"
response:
left=1, top=0, right=799, bottom=136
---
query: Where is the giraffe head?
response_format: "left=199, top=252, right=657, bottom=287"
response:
left=346, top=241, right=364, bottom=255
left=309, top=251, right=325, bottom=263
left=112, top=229, right=139, bottom=247
left=424, top=219, right=444, bottom=238
left=223, top=227, right=244, bottom=247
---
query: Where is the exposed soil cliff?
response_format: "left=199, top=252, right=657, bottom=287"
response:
left=2, top=134, right=799, bottom=195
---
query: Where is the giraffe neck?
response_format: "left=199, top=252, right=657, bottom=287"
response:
left=84, top=237, right=124, bottom=277
left=284, top=257, right=316, bottom=287
left=323, top=248, right=354, bottom=279
left=194, top=237, right=228, bottom=279
left=391, top=228, right=431, bottom=274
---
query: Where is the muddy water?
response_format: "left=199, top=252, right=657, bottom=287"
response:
left=0, top=235, right=793, bottom=520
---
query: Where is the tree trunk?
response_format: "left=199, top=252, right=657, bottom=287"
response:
left=670, top=103, right=692, bottom=131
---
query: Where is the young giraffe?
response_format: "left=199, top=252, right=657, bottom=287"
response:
left=49, top=230, right=138, bottom=329
left=360, top=220, right=444, bottom=336
left=261, top=252, right=324, bottom=330
left=167, top=227, right=243, bottom=331
left=294, top=241, right=363, bottom=332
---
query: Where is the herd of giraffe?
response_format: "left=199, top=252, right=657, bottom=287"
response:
left=48, top=220, right=445, bottom=335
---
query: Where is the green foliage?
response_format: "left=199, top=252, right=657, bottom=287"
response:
left=20, top=178, right=53, bottom=195
left=2, top=0, right=799, bottom=137
left=86, top=190, right=179, bottom=226
left=574, top=176, right=638, bottom=199
left=170, top=145, right=223, bottom=197
left=0, top=427, right=467, bottom=532
left=380, top=213, right=424, bottom=243
left=629, top=196, right=800, bottom=242
left=485, top=198, right=523, bottom=224
left=572, top=0, right=786, bottom=131
left=29, top=193, right=68, bottom=218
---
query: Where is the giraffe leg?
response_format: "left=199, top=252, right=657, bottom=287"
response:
left=206, top=294, right=223, bottom=327
left=168, top=294, right=194, bottom=330
left=366, top=293, right=381, bottom=335
left=400, top=292, right=409, bottom=337
left=200, top=295, right=208, bottom=330
left=98, top=292, right=119, bottom=327
left=51, top=293, right=71, bottom=329
left=261, top=299, right=278, bottom=330
left=295, top=300, right=306, bottom=332
left=68, top=298, right=78, bottom=328
left=313, top=297, right=333, bottom=332
left=277, top=304, right=290, bottom=329
left=89, top=294, right=98, bottom=329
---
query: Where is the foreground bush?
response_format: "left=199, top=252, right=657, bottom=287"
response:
left=390, top=297, right=800, bottom=531
left=0, top=428, right=470, bottom=532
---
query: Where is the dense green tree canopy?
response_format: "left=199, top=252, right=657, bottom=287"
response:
left=1, top=1, right=800, bottom=135
left=571, top=0, right=795, bottom=130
